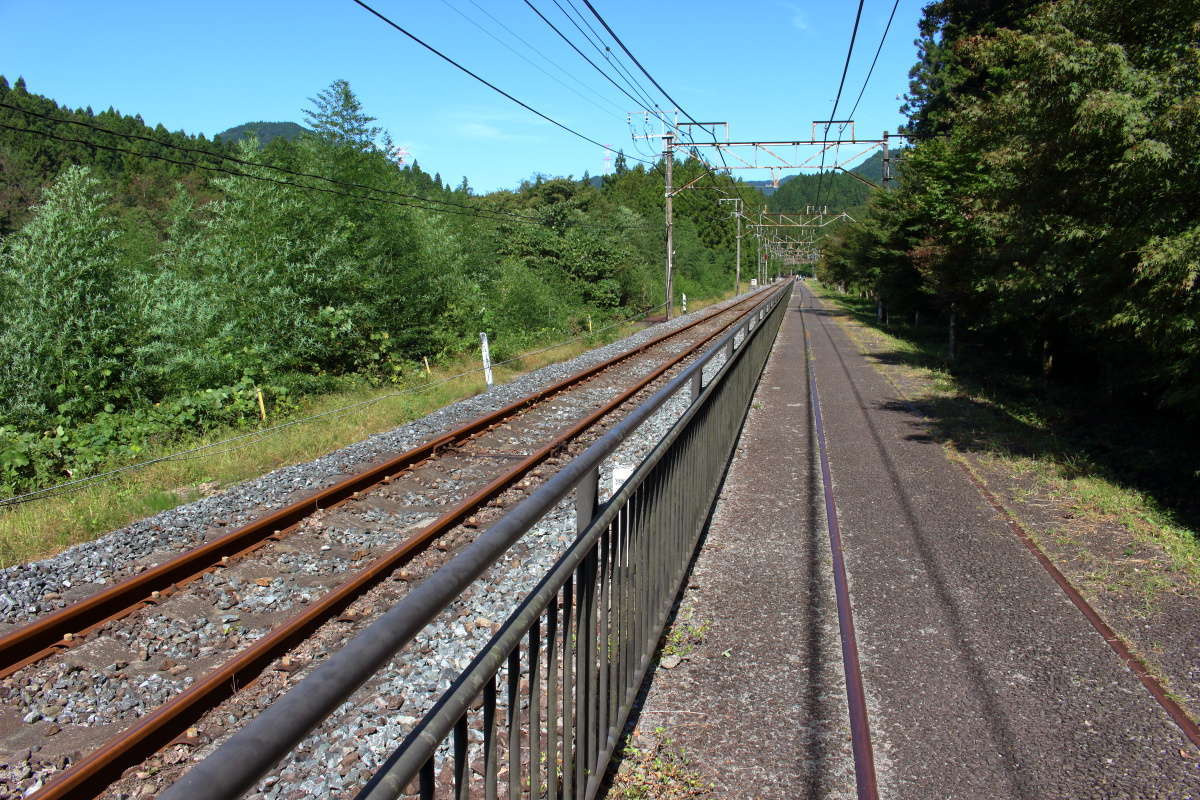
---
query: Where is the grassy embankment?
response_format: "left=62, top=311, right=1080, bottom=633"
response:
left=810, top=283, right=1200, bottom=599
left=0, top=292, right=738, bottom=568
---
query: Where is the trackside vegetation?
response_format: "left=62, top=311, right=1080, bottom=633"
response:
left=0, top=77, right=764, bottom=501
left=816, top=0, right=1199, bottom=538
left=821, top=0, right=1200, bottom=421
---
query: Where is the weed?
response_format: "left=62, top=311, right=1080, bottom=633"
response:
left=662, top=620, right=710, bottom=660
left=609, top=727, right=717, bottom=799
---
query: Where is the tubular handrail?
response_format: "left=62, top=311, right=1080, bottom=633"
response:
left=161, top=281, right=793, bottom=800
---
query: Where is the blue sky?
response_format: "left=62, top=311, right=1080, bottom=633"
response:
left=1, top=0, right=925, bottom=193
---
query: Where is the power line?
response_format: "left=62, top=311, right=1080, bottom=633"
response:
left=841, top=0, right=903, bottom=131
left=0, top=120, right=653, bottom=231
left=464, top=0, right=628, bottom=117
left=438, top=0, right=626, bottom=119
left=540, top=0, right=662, bottom=122
left=578, top=0, right=715, bottom=142
left=547, top=0, right=665, bottom=121
left=0, top=101, right=562, bottom=225
left=349, top=0, right=651, bottom=164
left=569, top=0, right=741, bottom=201
left=815, top=0, right=867, bottom=208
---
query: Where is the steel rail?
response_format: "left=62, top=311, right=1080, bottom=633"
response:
left=161, top=282, right=793, bottom=800
left=0, top=289, right=768, bottom=680
left=26, top=289, right=772, bottom=800
left=805, top=288, right=1200, bottom=754
left=800, top=285, right=880, bottom=800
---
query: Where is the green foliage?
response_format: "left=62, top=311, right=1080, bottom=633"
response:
left=0, top=79, right=767, bottom=497
left=0, top=166, right=145, bottom=428
left=827, top=0, right=1200, bottom=419
left=214, top=121, right=308, bottom=146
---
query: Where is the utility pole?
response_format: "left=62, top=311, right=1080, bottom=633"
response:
left=758, top=207, right=766, bottom=285
left=882, top=131, right=890, bottom=189
left=663, top=133, right=675, bottom=319
left=718, top=197, right=743, bottom=294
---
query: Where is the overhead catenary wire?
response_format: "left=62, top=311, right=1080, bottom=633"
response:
left=840, top=0, right=903, bottom=133
left=0, top=301, right=669, bottom=508
left=554, top=0, right=667, bottom=120
left=349, top=0, right=651, bottom=164
left=437, top=0, right=627, bottom=120
left=522, top=0, right=663, bottom=123
left=815, top=0, right=867, bottom=208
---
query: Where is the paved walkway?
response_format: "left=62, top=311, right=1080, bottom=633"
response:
left=624, top=284, right=1199, bottom=799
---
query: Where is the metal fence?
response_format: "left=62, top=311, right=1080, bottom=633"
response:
left=162, top=282, right=791, bottom=800
left=358, top=283, right=791, bottom=800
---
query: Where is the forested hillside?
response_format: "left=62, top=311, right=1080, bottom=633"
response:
left=766, top=151, right=895, bottom=213
left=215, top=121, right=309, bottom=146
left=822, top=0, right=1200, bottom=420
left=0, top=78, right=763, bottom=495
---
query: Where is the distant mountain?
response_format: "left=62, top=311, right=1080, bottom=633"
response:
left=215, top=121, right=308, bottom=146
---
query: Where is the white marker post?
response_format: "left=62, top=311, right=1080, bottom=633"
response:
left=480, top=332, right=494, bottom=388
left=681, top=293, right=687, bottom=314
left=611, top=464, right=634, bottom=495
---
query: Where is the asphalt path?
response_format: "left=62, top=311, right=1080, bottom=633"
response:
left=797, top=282, right=1198, bottom=798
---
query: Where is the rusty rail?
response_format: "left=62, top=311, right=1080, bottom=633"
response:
left=24, top=289, right=770, bottom=800
left=0, top=289, right=768, bottom=680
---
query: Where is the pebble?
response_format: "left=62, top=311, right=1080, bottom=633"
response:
left=0, top=297, right=748, bottom=796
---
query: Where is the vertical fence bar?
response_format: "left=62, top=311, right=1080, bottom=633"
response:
left=506, top=650, right=520, bottom=800
left=351, top=285, right=791, bottom=800
left=546, top=601, right=559, bottom=800
left=561, top=578, right=574, bottom=800
left=453, top=715, right=469, bottom=800
left=483, top=677, right=497, bottom=800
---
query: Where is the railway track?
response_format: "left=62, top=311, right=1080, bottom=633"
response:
left=798, top=283, right=879, bottom=799
left=0, top=289, right=769, bottom=800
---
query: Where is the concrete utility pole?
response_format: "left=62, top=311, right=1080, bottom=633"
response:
left=663, top=133, right=674, bottom=319
left=718, top=197, right=743, bottom=294
left=882, top=130, right=890, bottom=189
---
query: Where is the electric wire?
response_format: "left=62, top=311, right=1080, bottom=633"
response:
left=557, top=0, right=664, bottom=115
left=815, top=0, right=867, bottom=208
left=0, top=101, right=590, bottom=226
left=522, top=0, right=662, bottom=121
left=349, top=0, right=650, bottom=164
left=0, top=113, right=653, bottom=231
left=566, top=0, right=742, bottom=199
left=437, top=0, right=625, bottom=120
left=464, top=0, right=628, bottom=116
left=0, top=121, right=522, bottom=222
left=841, top=0, right=903, bottom=132
left=548, top=0, right=666, bottom=121
left=0, top=301, right=668, bottom=508
left=579, top=0, right=716, bottom=142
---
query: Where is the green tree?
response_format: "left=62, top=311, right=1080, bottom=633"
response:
left=0, top=166, right=143, bottom=425
left=302, top=79, right=381, bottom=151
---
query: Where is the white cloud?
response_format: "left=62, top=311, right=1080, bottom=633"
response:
left=453, top=121, right=545, bottom=143
left=457, top=122, right=505, bottom=140
left=782, top=3, right=809, bottom=31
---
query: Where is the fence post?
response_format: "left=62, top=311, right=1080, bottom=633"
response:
left=479, top=332, right=494, bottom=388
left=575, top=466, right=599, bottom=535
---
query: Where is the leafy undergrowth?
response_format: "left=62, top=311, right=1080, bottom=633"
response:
left=812, top=284, right=1200, bottom=589
left=607, top=727, right=717, bottom=800
left=0, top=293, right=738, bottom=567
